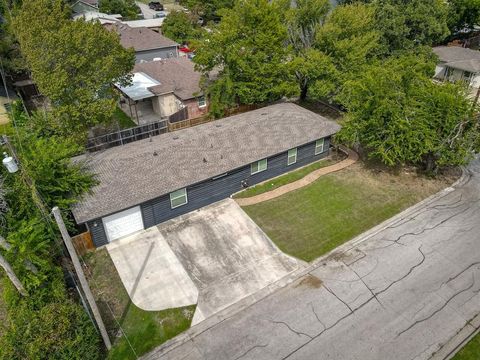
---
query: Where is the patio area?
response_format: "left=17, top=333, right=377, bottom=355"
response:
left=119, top=98, right=164, bottom=125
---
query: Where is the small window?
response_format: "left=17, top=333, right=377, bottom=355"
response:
left=315, top=139, right=324, bottom=155
left=251, top=159, right=268, bottom=175
left=170, top=188, right=188, bottom=209
left=198, top=96, right=206, bottom=108
left=463, top=71, right=473, bottom=84
left=287, top=148, right=297, bottom=166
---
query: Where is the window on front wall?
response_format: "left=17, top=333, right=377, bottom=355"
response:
left=251, top=159, right=267, bottom=175
left=315, top=139, right=324, bottom=155
left=463, top=71, right=473, bottom=85
left=198, top=96, right=206, bottom=108
left=287, top=148, right=297, bottom=166
left=170, top=188, right=188, bottom=209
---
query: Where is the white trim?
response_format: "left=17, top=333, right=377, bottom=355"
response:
left=251, top=159, right=268, bottom=175
left=315, top=139, right=324, bottom=155
left=170, top=188, right=188, bottom=209
left=287, top=148, right=297, bottom=166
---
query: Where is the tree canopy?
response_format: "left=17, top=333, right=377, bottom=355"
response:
left=12, top=0, right=135, bottom=140
left=180, top=0, right=234, bottom=22
left=337, top=53, right=479, bottom=171
left=99, top=0, right=140, bottom=20
left=194, top=0, right=292, bottom=116
left=162, top=10, right=202, bottom=44
left=448, top=0, right=480, bottom=34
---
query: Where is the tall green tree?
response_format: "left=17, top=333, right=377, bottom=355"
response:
left=371, top=0, right=450, bottom=54
left=12, top=0, right=135, bottom=140
left=181, top=0, right=234, bottom=22
left=99, top=0, right=139, bottom=20
left=337, top=53, right=479, bottom=171
left=162, top=11, right=201, bottom=44
left=448, top=0, right=480, bottom=33
left=194, top=0, right=293, bottom=116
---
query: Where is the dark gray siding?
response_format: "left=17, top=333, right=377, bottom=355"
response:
left=135, top=47, right=178, bottom=63
left=86, top=219, right=108, bottom=248
left=89, top=137, right=331, bottom=247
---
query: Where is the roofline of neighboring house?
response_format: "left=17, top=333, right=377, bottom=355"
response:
left=439, top=61, right=480, bottom=74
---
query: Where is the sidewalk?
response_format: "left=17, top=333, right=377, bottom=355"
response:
left=235, top=145, right=358, bottom=206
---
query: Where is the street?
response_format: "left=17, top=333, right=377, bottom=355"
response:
left=143, top=158, right=480, bottom=360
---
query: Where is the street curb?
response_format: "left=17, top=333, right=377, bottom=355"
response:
left=141, top=167, right=470, bottom=359
left=429, top=312, right=480, bottom=360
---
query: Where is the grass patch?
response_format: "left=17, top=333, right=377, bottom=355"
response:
left=83, top=249, right=195, bottom=360
left=452, top=333, right=480, bottom=360
left=113, top=107, right=136, bottom=129
left=0, top=277, right=7, bottom=337
left=242, top=163, right=456, bottom=262
left=234, top=157, right=339, bottom=199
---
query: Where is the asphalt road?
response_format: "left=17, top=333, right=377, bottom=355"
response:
left=143, top=158, right=480, bottom=360
left=136, top=1, right=157, bottom=19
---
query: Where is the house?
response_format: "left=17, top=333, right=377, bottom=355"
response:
left=105, top=23, right=178, bottom=63
left=73, top=11, right=122, bottom=25
left=115, top=57, right=207, bottom=124
left=72, top=103, right=341, bottom=247
left=71, top=0, right=98, bottom=15
left=122, top=18, right=165, bottom=32
left=433, top=46, right=480, bottom=92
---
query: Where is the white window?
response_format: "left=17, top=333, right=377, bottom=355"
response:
left=251, top=159, right=267, bottom=175
left=287, top=148, right=297, bottom=166
left=170, top=188, right=188, bottom=209
left=315, top=139, right=324, bottom=155
left=198, top=96, right=206, bottom=108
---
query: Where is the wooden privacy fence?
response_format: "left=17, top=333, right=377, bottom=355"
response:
left=71, top=231, right=95, bottom=256
left=168, top=115, right=212, bottom=131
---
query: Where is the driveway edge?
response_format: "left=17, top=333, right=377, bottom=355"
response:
left=141, top=166, right=470, bottom=360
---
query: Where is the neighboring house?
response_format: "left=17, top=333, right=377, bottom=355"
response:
left=71, top=0, right=98, bottom=15
left=433, top=46, right=480, bottom=91
left=73, top=11, right=122, bottom=24
left=116, top=57, right=207, bottom=124
left=72, top=103, right=341, bottom=247
left=105, top=23, right=178, bottom=63
left=122, top=18, right=165, bottom=32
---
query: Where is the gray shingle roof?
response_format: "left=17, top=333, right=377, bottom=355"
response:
left=133, top=58, right=202, bottom=100
left=433, top=46, right=480, bottom=73
left=72, top=103, right=341, bottom=224
left=105, top=23, right=178, bottom=52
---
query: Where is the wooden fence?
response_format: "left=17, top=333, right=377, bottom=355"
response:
left=71, top=231, right=95, bottom=256
left=168, top=115, right=212, bottom=131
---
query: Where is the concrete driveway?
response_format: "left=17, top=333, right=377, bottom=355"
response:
left=142, top=158, right=480, bottom=360
left=107, top=199, right=304, bottom=324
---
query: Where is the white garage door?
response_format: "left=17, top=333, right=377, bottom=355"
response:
left=102, top=206, right=144, bottom=242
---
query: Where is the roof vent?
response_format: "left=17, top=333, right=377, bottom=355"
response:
left=153, top=151, right=158, bottom=156
left=215, top=124, right=222, bottom=127
left=261, top=112, right=267, bottom=115
left=173, top=135, right=179, bottom=140
left=203, top=157, right=207, bottom=163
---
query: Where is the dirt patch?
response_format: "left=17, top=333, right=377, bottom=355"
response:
left=295, top=275, right=323, bottom=289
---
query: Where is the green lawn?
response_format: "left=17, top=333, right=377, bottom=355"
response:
left=242, top=163, right=454, bottom=262
left=113, top=107, right=136, bottom=129
left=0, top=277, right=7, bottom=337
left=234, top=158, right=337, bottom=199
left=452, top=333, right=480, bottom=360
left=83, top=249, right=195, bottom=360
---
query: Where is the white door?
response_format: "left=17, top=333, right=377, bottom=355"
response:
left=102, top=206, right=144, bottom=242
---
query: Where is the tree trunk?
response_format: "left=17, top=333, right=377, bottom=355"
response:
left=0, top=252, right=27, bottom=296
left=300, top=83, right=308, bottom=101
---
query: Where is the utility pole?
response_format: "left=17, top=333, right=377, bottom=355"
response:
left=51, top=206, right=112, bottom=350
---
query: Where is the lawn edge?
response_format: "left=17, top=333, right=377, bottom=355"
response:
left=141, top=166, right=469, bottom=360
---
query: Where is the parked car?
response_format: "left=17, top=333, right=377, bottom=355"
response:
left=154, top=11, right=167, bottom=18
left=149, top=2, right=164, bottom=11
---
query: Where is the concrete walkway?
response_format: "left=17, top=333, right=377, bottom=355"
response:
left=235, top=146, right=358, bottom=206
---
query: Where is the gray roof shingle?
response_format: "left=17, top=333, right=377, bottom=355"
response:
left=433, top=46, right=480, bottom=73
left=133, top=58, right=202, bottom=100
left=72, top=103, right=341, bottom=223
left=105, top=23, right=178, bottom=52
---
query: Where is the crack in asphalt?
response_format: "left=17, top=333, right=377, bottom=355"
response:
left=309, top=302, right=326, bottom=331
left=268, top=319, right=314, bottom=339
left=323, top=284, right=354, bottom=313
left=396, top=276, right=476, bottom=337
left=374, top=246, right=427, bottom=296
left=233, top=343, right=269, bottom=360
left=345, top=262, right=385, bottom=308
